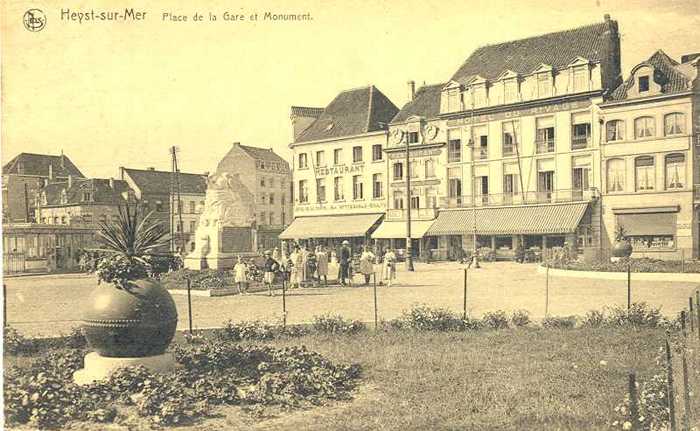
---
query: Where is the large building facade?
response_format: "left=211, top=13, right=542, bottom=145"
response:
left=281, top=86, right=399, bottom=248
left=599, top=50, right=700, bottom=259
left=386, top=16, right=622, bottom=260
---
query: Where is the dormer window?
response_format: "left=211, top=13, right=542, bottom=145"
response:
left=504, top=79, right=518, bottom=104
left=60, top=189, right=68, bottom=204
left=537, top=72, right=552, bottom=98
left=472, top=84, right=487, bottom=108
left=638, top=76, right=650, bottom=93
left=447, top=88, right=462, bottom=112
left=82, top=191, right=93, bottom=202
left=573, top=66, right=589, bottom=92
left=407, top=132, right=419, bottom=144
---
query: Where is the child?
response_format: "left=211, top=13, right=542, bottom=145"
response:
left=263, top=250, right=280, bottom=296
left=383, top=248, right=397, bottom=287
left=233, top=255, right=248, bottom=295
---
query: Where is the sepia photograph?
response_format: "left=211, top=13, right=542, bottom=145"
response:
left=1, top=0, right=700, bottom=429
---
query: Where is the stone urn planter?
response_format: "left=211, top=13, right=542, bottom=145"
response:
left=611, top=226, right=633, bottom=261
left=83, top=278, right=177, bottom=357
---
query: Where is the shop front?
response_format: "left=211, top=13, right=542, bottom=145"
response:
left=425, top=202, right=591, bottom=261
left=370, top=219, right=436, bottom=260
left=279, top=213, right=384, bottom=251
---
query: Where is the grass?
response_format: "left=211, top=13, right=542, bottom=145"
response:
left=4, top=326, right=675, bottom=430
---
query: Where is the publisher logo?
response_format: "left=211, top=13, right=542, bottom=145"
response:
left=23, top=9, right=46, bottom=32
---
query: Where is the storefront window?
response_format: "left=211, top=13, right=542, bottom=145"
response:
left=629, top=236, right=674, bottom=250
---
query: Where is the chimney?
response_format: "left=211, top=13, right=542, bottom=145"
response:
left=68, top=175, right=73, bottom=188
left=233, top=142, right=241, bottom=147
left=681, top=53, right=700, bottom=64
left=407, top=80, right=416, bottom=101
left=203, top=171, right=210, bottom=176
left=119, top=166, right=125, bottom=180
left=48, top=164, right=54, bottom=180
left=604, top=13, right=610, bottom=22
left=147, top=167, right=155, bottom=171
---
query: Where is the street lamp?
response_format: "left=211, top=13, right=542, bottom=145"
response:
left=466, top=100, right=480, bottom=269
left=405, top=125, right=414, bottom=272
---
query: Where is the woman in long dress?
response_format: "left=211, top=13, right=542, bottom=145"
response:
left=290, top=246, right=303, bottom=288
left=383, top=248, right=397, bottom=287
left=316, top=245, right=329, bottom=286
left=359, top=245, right=375, bottom=285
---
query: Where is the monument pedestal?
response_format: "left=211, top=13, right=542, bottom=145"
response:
left=73, top=352, right=177, bottom=385
left=183, top=253, right=235, bottom=270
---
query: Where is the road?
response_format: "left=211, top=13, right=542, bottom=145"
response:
left=4, top=262, right=697, bottom=337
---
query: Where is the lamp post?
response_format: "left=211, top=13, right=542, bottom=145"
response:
left=467, top=100, right=480, bottom=269
left=405, top=127, right=414, bottom=272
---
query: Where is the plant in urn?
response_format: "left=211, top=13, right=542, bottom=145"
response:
left=611, top=225, right=633, bottom=262
left=74, top=204, right=178, bottom=385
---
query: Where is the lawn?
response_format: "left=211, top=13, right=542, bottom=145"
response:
left=5, top=325, right=690, bottom=431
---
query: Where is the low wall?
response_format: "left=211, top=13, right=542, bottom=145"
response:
left=536, top=265, right=700, bottom=283
left=169, top=288, right=240, bottom=297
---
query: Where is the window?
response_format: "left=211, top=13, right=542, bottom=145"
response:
left=189, top=221, right=196, bottom=232
left=503, top=174, right=518, bottom=203
left=269, top=213, right=274, bottom=225
left=474, top=126, right=488, bottom=159
left=298, top=153, right=308, bottom=169
left=664, top=113, right=686, bottom=136
left=537, top=171, right=555, bottom=202
left=176, top=221, right=182, bottom=233
left=316, top=178, right=326, bottom=203
left=504, top=78, right=518, bottom=103
left=475, top=176, right=489, bottom=204
left=405, top=132, right=418, bottom=144
left=83, top=214, right=92, bottom=224
left=536, top=117, right=555, bottom=153
left=260, top=193, right=267, bottom=205
left=571, top=122, right=591, bottom=149
left=298, top=180, right=308, bottom=203
left=352, top=175, right=363, bottom=200
left=424, top=159, right=435, bottom=178
left=352, top=146, right=363, bottom=163
left=472, top=84, right=487, bottom=108
left=372, top=144, right=383, bottom=161
left=502, top=121, right=520, bottom=156
left=665, top=154, right=685, bottom=189
left=260, top=177, right=266, bottom=187
left=606, top=120, right=625, bottom=142
left=447, top=89, right=462, bottom=112
left=607, top=159, right=625, bottom=192
left=372, top=174, right=383, bottom=198
left=393, top=162, right=404, bottom=180
left=189, top=201, right=195, bottom=213
left=60, top=190, right=68, bottom=204
left=315, top=150, right=325, bottom=167
left=573, top=65, right=589, bottom=92
left=393, top=191, right=404, bottom=209
left=410, top=196, right=420, bottom=209
left=537, top=72, right=552, bottom=98
left=638, top=76, right=649, bottom=93
left=82, top=192, right=93, bottom=202
left=269, top=193, right=275, bottom=204
left=634, top=116, right=655, bottom=138
left=635, top=156, right=655, bottom=191
left=334, top=149, right=342, bottom=165
left=409, top=160, right=419, bottom=179
left=334, top=177, right=344, bottom=201
left=190, top=242, right=196, bottom=252
left=269, top=178, right=274, bottom=188
left=447, top=129, right=461, bottom=162
left=448, top=167, right=462, bottom=197
left=259, top=212, right=265, bottom=224
left=572, top=166, right=590, bottom=192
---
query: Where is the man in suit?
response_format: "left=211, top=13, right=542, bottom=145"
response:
left=339, top=240, right=352, bottom=286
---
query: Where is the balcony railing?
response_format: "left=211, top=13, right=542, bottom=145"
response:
left=474, top=147, right=488, bottom=160
left=571, top=135, right=590, bottom=150
left=535, top=139, right=555, bottom=154
left=386, top=207, right=439, bottom=220
left=440, top=188, right=599, bottom=209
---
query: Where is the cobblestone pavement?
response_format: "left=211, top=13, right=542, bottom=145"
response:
left=5, top=262, right=697, bottom=337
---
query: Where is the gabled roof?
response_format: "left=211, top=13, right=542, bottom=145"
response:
left=295, top=86, right=399, bottom=143
left=391, top=83, right=445, bottom=123
left=608, top=50, right=694, bottom=101
left=237, top=144, right=289, bottom=165
left=40, top=178, right=130, bottom=207
left=122, top=168, right=207, bottom=196
left=3, top=153, right=84, bottom=178
left=450, top=20, right=617, bottom=84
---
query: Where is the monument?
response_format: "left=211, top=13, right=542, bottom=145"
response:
left=184, top=172, right=257, bottom=270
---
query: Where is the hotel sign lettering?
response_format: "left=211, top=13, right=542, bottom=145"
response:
left=446, top=100, right=592, bottom=127
left=314, top=163, right=364, bottom=177
left=388, top=148, right=441, bottom=159
left=295, top=200, right=384, bottom=213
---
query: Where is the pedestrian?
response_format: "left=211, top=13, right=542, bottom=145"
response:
left=339, top=240, right=352, bottom=286
left=290, top=245, right=303, bottom=288
left=233, top=255, right=248, bottom=294
left=383, top=248, right=397, bottom=287
left=316, top=245, right=329, bottom=286
left=263, top=250, right=279, bottom=296
left=272, top=247, right=281, bottom=264
left=359, top=245, right=375, bottom=285
left=307, top=247, right=318, bottom=287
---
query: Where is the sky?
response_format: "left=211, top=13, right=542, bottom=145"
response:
left=2, top=0, right=699, bottom=179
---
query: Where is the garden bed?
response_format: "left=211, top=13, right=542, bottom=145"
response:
left=544, top=257, right=700, bottom=273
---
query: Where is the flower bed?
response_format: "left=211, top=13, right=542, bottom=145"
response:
left=545, top=257, right=700, bottom=273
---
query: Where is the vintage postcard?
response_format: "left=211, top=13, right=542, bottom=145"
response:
left=2, top=0, right=700, bottom=429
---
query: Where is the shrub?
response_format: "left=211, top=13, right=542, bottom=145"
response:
left=546, top=256, right=700, bottom=274
left=541, top=316, right=577, bottom=329
left=581, top=310, right=606, bottom=328
left=610, top=373, right=669, bottom=431
left=62, top=327, right=87, bottom=349
left=312, top=314, right=366, bottom=335
left=4, top=326, right=36, bottom=355
left=219, top=320, right=276, bottom=341
left=482, top=310, right=509, bottom=329
left=394, top=305, right=465, bottom=331
left=510, top=309, right=531, bottom=327
left=606, top=303, right=663, bottom=328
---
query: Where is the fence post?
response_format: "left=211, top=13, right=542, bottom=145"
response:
left=627, top=262, right=631, bottom=312
left=628, top=372, right=640, bottom=431
left=696, top=291, right=700, bottom=345
left=186, top=278, right=193, bottom=335
left=373, top=273, right=378, bottom=330
left=545, top=265, right=550, bottom=318
left=681, top=336, right=692, bottom=430
left=666, top=339, right=678, bottom=431
left=463, top=268, right=468, bottom=320
left=3, top=284, right=7, bottom=328
left=681, top=310, right=687, bottom=339
left=690, top=297, right=695, bottom=333
left=282, top=278, right=287, bottom=329
left=681, top=249, right=685, bottom=273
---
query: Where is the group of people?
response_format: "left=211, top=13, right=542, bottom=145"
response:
left=231, top=240, right=401, bottom=296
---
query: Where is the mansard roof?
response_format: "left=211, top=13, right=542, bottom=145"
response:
left=608, top=49, right=694, bottom=101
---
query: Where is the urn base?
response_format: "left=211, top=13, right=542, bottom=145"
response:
left=73, top=351, right=177, bottom=385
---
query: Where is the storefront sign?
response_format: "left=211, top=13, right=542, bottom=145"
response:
left=446, top=99, right=592, bottom=127
left=314, top=163, right=364, bottom=177
left=295, top=200, right=384, bottom=213
left=388, top=148, right=441, bottom=159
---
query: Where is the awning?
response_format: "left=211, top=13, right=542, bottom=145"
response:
left=425, top=202, right=589, bottom=236
left=371, top=220, right=436, bottom=239
left=279, top=213, right=383, bottom=240
left=617, top=213, right=676, bottom=236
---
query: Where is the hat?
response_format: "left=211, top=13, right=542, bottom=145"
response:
left=342, top=240, right=350, bottom=245
left=264, top=250, right=272, bottom=255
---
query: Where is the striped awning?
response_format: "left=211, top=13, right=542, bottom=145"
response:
left=426, top=202, right=589, bottom=236
left=279, top=213, right=383, bottom=240
left=371, top=220, right=436, bottom=239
